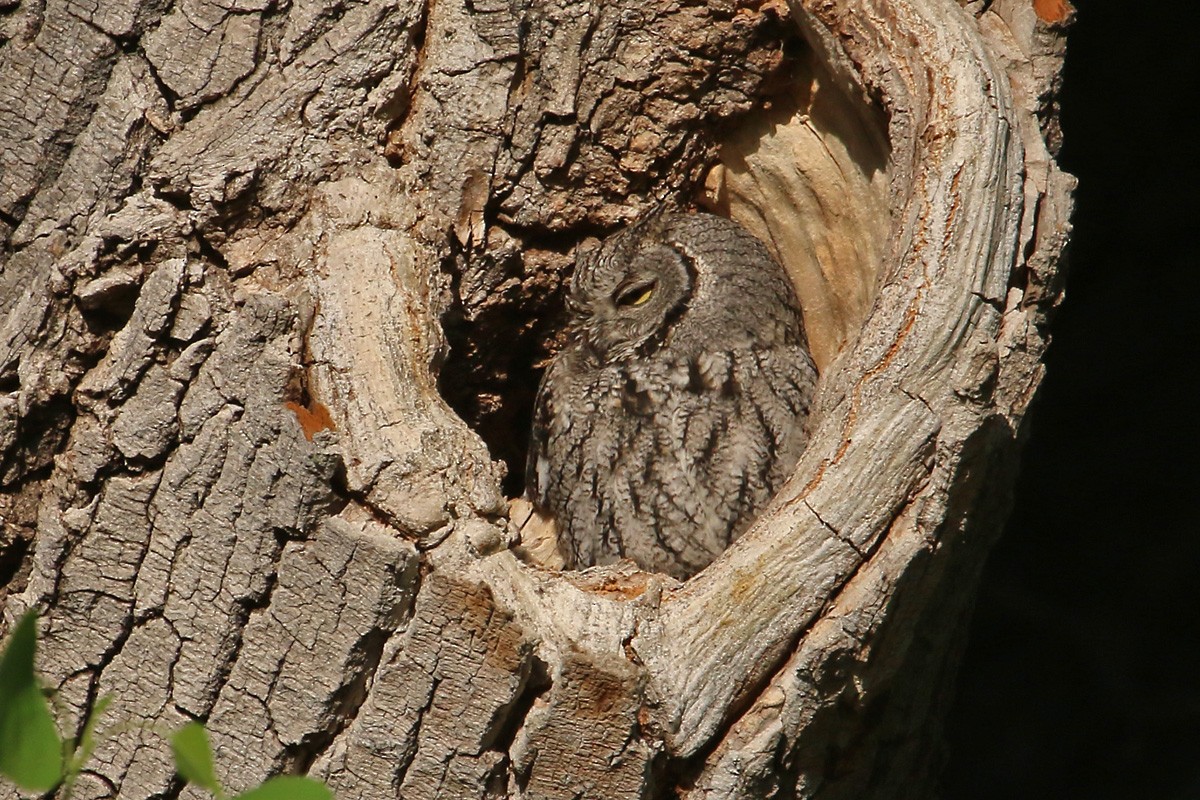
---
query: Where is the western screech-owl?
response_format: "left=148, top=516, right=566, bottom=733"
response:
left=526, top=211, right=818, bottom=580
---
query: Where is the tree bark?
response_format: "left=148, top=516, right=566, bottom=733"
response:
left=1, top=0, right=1073, bottom=797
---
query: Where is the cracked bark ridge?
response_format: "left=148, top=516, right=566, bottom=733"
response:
left=1, top=0, right=1072, bottom=797
left=307, top=571, right=546, bottom=798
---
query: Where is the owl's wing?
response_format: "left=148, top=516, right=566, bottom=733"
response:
left=525, top=370, right=556, bottom=508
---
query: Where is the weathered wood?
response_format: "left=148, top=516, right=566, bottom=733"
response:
left=1, top=0, right=1072, bottom=797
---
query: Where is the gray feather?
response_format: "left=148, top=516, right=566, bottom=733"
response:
left=526, top=211, right=818, bottom=579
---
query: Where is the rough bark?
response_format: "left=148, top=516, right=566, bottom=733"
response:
left=1, top=0, right=1073, bottom=797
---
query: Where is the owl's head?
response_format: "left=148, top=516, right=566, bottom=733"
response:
left=567, top=220, right=694, bottom=362
left=564, top=211, right=806, bottom=365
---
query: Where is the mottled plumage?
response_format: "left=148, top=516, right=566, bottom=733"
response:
left=526, top=211, right=817, bottom=579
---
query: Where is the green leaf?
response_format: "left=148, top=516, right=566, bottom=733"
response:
left=61, top=692, right=113, bottom=799
left=0, top=611, right=64, bottom=791
left=76, top=694, right=113, bottom=764
left=233, top=776, right=333, bottom=800
left=171, top=722, right=223, bottom=795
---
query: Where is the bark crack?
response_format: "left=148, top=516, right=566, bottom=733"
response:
left=804, top=498, right=867, bottom=560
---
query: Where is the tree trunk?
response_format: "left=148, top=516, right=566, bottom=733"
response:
left=0, top=0, right=1073, bottom=796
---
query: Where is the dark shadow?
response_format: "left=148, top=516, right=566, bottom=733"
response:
left=943, top=1, right=1200, bottom=797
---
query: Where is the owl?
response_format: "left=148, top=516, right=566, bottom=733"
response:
left=526, top=211, right=818, bottom=580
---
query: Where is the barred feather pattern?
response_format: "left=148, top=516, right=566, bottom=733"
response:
left=526, top=212, right=818, bottom=580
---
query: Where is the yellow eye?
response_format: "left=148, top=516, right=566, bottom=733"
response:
left=615, top=282, right=656, bottom=307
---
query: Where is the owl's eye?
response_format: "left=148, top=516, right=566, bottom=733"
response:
left=614, top=281, right=656, bottom=307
